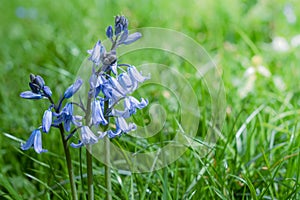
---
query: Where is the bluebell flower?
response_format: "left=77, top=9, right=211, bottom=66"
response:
left=70, top=126, right=98, bottom=148
left=112, top=96, right=148, bottom=118
left=105, top=129, right=122, bottom=138
left=64, top=78, right=83, bottom=99
left=115, top=15, right=128, bottom=36
left=87, top=40, right=106, bottom=66
left=102, top=84, right=125, bottom=106
left=117, top=72, right=134, bottom=90
left=118, top=29, right=129, bottom=44
left=89, top=73, right=108, bottom=97
left=117, top=31, right=142, bottom=46
left=104, top=117, right=136, bottom=138
left=116, top=117, right=136, bottom=132
left=53, top=103, right=82, bottom=132
left=43, top=86, right=52, bottom=97
left=42, top=108, right=52, bottom=133
left=121, top=32, right=142, bottom=45
left=20, top=74, right=53, bottom=99
left=106, top=25, right=113, bottom=39
left=109, top=76, right=128, bottom=96
left=21, top=129, right=47, bottom=153
left=30, top=74, right=45, bottom=88
left=20, top=91, right=43, bottom=99
left=92, top=99, right=108, bottom=126
left=128, top=65, right=150, bottom=83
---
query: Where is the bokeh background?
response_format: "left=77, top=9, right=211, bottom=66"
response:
left=1, top=0, right=300, bottom=199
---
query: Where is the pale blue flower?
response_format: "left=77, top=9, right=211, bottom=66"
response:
left=109, top=76, right=128, bottom=96
left=53, top=103, right=82, bottom=132
left=105, top=129, right=122, bottom=138
left=20, top=91, right=43, bottom=99
left=89, top=73, right=107, bottom=97
left=128, top=65, right=150, bottom=83
left=43, top=86, right=52, bottom=97
left=64, top=78, right=83, bottom=99
left=117, top=72, right=134, bottom=90
left=70, top=126, right=98, bottom=148
left=92, top=99, right=108, bottom=126
left=118, top=32, right=142, bottom=46
left=42, top=108, right=52, bottom=133
left=116, top=117, right=136, bottom=133
left=21, top=129, right=47, bottom=153
left=112, top=96, right=148, bottom=118
left=87, top=40, right=106, bottom=66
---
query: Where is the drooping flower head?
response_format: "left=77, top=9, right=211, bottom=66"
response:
left=21, top=129, right=47, bottom=153
left=70, top=126, right=99, bottom=148
left=20, top=74, right=52, bottom=99
left=42, top=108, right=52, bottom=133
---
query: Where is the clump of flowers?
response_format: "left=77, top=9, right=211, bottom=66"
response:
left=20, top=15, right=148, bottom=153
left=19, top=16, right=149, bottom=199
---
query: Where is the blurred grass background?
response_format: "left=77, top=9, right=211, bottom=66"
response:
left=1, top=0, right=300, bottom=199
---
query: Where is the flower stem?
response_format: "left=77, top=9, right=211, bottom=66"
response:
left=85, top=90, right=94, bottom=200
left=103, top=72, right=112, bottom=200
left=50, top=96, right=78, bottom=200
left=58, top=124, right=78, bottom=200
left=105, top=136, right=112, bottom=200
left=86, top=145, right=94, bottom=200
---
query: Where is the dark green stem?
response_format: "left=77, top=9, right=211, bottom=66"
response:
left=48, top=96, right=78, bottom=200
left=59, top=124, right=78, bottom=200
left=86, top=145, right=94, bottom=200
left=85, top=94, right=94, bottom=200
left=105, top=136, right=112, bottom=200
left=103, top=70, right=112, bottom=200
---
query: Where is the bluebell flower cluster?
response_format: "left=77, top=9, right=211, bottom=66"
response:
left=20, top=15, right=149, bottom=153
left=71, top=15, right=149, bottom=148
left=20, top=74, right=83, bottom=153
left=20, top=74, right=52, bottom=99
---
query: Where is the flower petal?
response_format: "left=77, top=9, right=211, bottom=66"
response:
left=106, top=25, right=113, bottom=39
left=92, top=99, right=108, bottom=125
left=116, top=117, right=136, bottom=133
left=80, top=126, right=98, bottom=145
left=42, top=109, right=52, bottom=133
left=43, top=86, right=52, bottom=97
left=21, top=129, right=47, bottom=153
left=20, top=91, right=43, bottom=99
left=33, top=129, right=47, bottom=153
left=88, top=40, right=106, bottom=66
left=122, top=32, right=142, bottom=45
left=34, top=75, right=45, bottom=88
left=109, top=77, right=127, bottom=96
left=21, top=130, right=36, bottom=150
left=64, top=78, right=83, bottom=99
left=70, top=141, right=84, bottom=148
left=107, top=129, right=122, bottom=138
left=128, top=66, right=150, bottom=83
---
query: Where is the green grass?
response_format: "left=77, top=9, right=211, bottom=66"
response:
left=1, top=0, right=300, bottom=199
